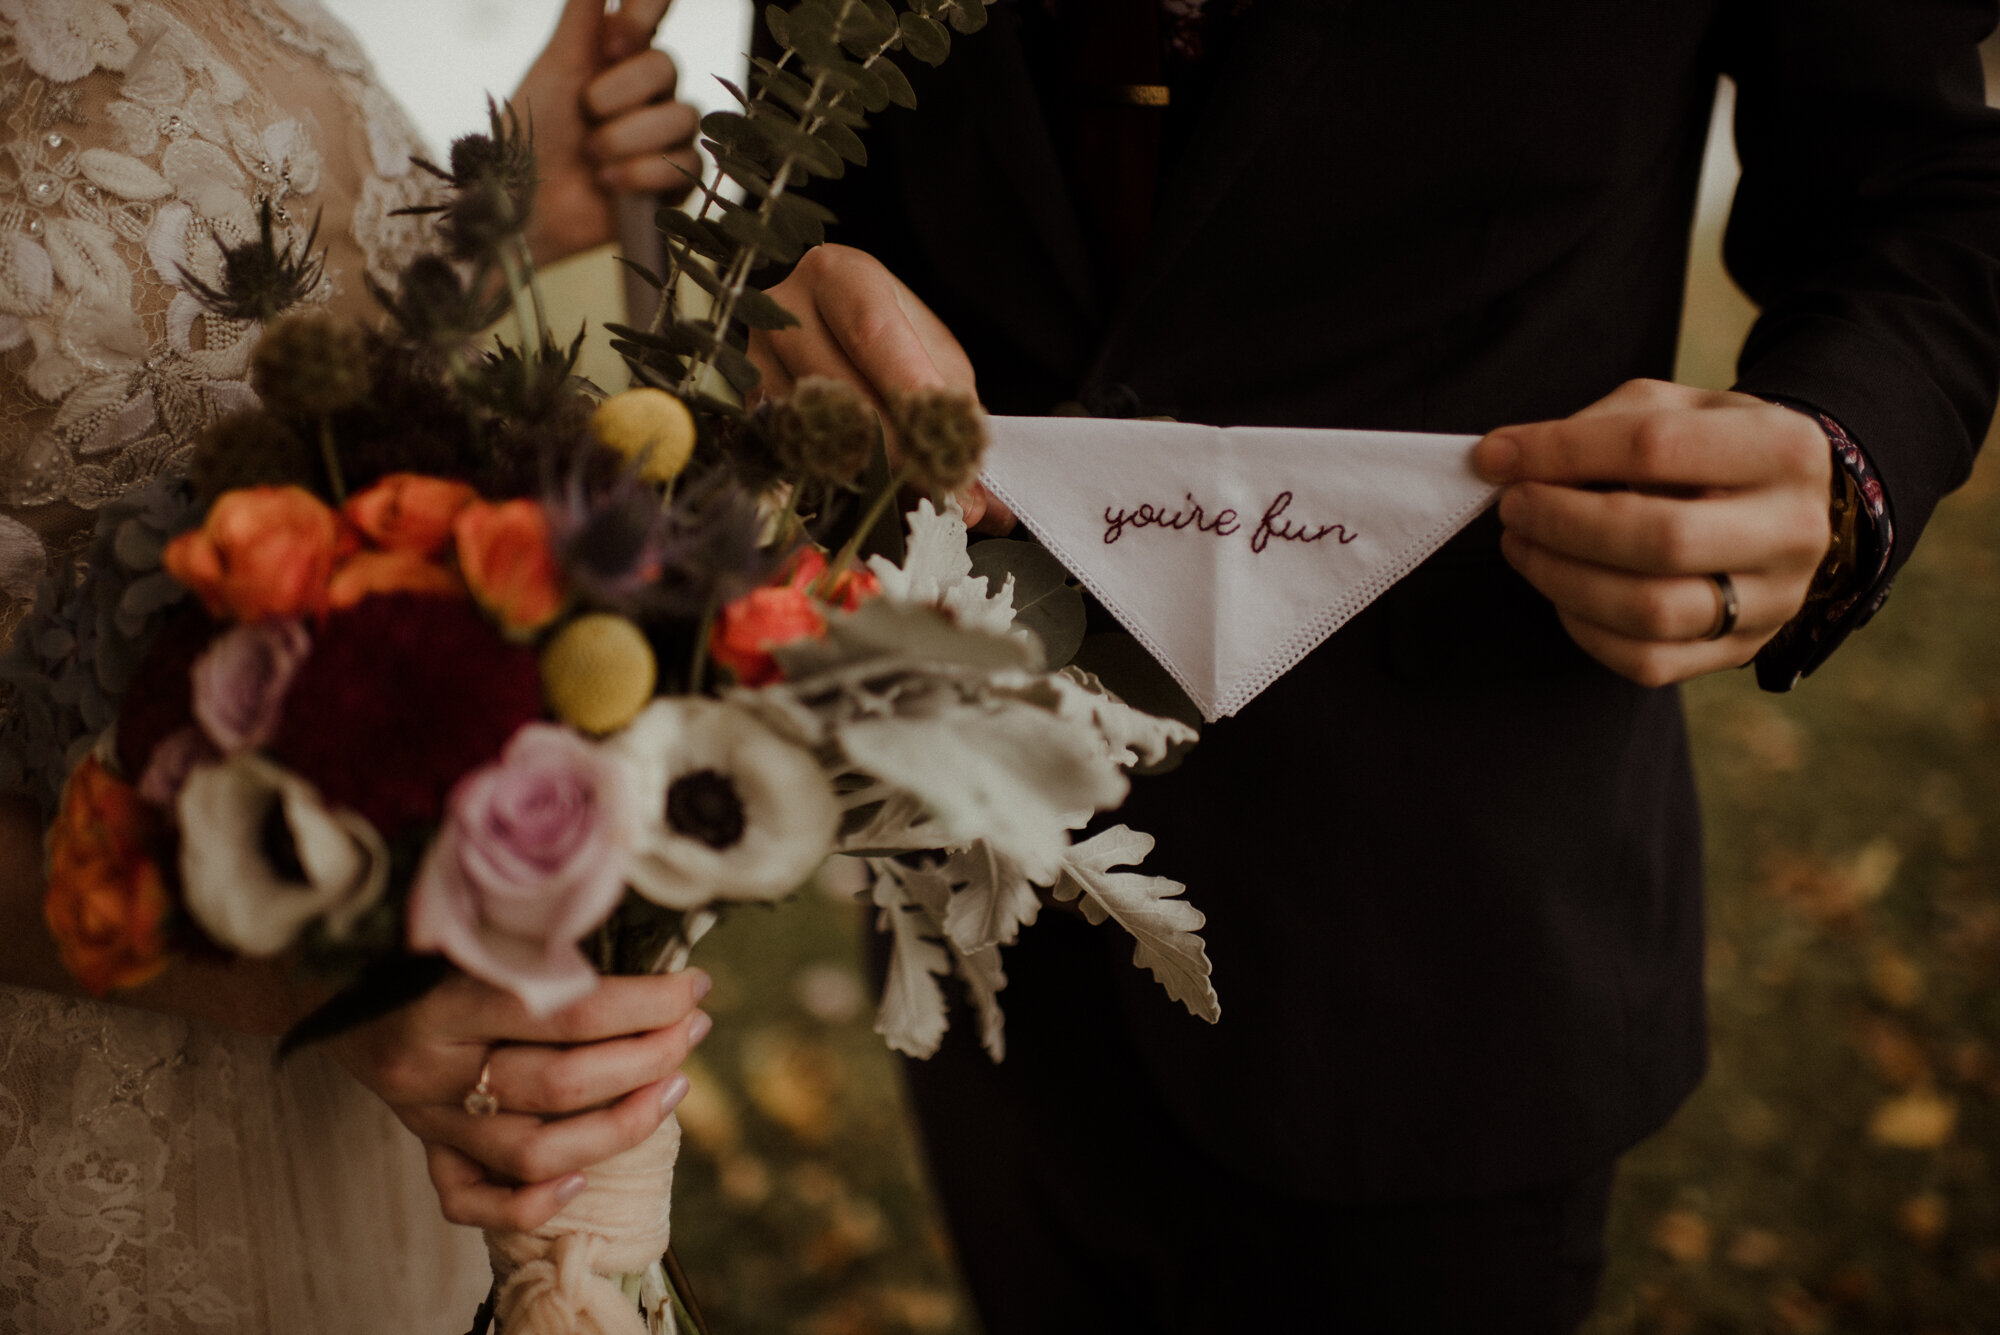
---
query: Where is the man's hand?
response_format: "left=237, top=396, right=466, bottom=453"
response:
left=512, top=0, right=702, bottom=267
left=751, top=244, right=1016, bottom=533
left=1475, top=379, right=1832, bottom=687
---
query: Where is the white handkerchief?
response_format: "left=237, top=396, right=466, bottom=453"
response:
left=978, top=417, right=1497, bottom=721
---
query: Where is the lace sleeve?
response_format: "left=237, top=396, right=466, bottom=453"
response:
left=0, top=0, right=439, bottom=652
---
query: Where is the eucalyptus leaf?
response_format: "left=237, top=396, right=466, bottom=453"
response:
left=968, top=539, right=1085, bottom=669
left=654, top=208, right=732, bottom=263
left=768, top=190, right=837, bottom=227
left=699, top=110, right=762, bottom=156
left=764, top=2, right=790, bottom=48
left=709, top=149, right=775, bottom=200
left=898, top=11, right=951, bottom=64
left=751, top=58, right=815, bottom=109
left=833, top=0, right=895, bottom=51
left=873, top=54, right=918, bottom=108
left=841, top=60, right=892, bottom=113
left=615, top=256, right=665, bottom=291
left=717, top=205, right=802, bottom=263
left=112, top=517, right=162, bottom=570
left=813, top=117, right=868, bottom=166
left=117, top=570, right=184, bottom=621
left=946, top=0, right=988, bottom=34
left=730, top=283, right=801, bottom=331
left=706, top=338, right=763, bottom=397
left=746, top=110, right=846, bottom=178
left=715, top=76, right=752, bottom=110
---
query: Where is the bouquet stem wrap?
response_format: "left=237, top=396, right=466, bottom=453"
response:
left=487, top=1115, right=681, bottom=1334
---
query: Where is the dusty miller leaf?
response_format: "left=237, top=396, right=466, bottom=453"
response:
left=837, top=701, right=1126, bottom=883
left=953, top=942, right=1007, bottom=1061
left=1050, top=826, right=1219, bottom=1023
left=940, top=839, right=1040, bottom=953
left=870, top=859, right=953, bottom=1058
left=867, top=497, right=1019, bottom=639
left=969, top=539, right=1085, bottom=668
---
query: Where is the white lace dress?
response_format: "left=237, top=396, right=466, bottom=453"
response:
left=0, top=1, right=491, bottom=1328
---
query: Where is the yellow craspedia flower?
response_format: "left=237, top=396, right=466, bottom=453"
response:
left=589, top=388, right=696, bottom=484
left=541, top=613, right=658, bottom=735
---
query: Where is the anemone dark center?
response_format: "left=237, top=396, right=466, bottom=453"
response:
left=259, top=799, right=309, bottom=884
left=665, top=769, right=746, bottom=850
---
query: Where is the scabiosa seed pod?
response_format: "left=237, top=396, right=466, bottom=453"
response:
left=190, top=409, right=316, bottom=499
left=890, top=387, right=987, bottom=495
left=252, top=312, right=371, bottom=419
left=766, top=377, right=878, bottom=486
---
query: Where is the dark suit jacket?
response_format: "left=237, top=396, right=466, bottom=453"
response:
left=798, top=0, right=2000, bottom=1199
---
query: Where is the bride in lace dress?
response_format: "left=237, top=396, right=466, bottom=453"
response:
left=0, top=1, right=709, bottom=1329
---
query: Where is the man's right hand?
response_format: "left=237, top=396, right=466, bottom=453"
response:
left=750, top=244, right=1015, bottom=533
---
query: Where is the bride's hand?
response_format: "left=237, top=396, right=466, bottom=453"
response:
left=328, top=968, right=713, bottom=1232
left=513, top=0, right=703, bottom=267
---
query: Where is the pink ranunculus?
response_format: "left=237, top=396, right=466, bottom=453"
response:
left=190, top=619, right=312, bottom=754
left=407, top=723, right=636, bottom=1015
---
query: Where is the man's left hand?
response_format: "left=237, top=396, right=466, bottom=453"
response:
left=1476, top=379, right=1833, bottom=687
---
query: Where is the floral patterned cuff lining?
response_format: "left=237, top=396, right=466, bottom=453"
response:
left=1753, top=407, right=1895, bottom=692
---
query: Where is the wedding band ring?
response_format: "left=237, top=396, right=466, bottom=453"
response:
left=1703, top=572, right=1740, bottom=641
left=463, top=1059, right=500, bottom=1118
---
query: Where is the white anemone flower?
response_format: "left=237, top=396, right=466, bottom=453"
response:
left=177, top=755, right=389, bottom=957
left=608, top=698, right=838, bottom=908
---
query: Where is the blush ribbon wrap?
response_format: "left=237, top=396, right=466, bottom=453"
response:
left=486, top=1115, right=681, bottom=1334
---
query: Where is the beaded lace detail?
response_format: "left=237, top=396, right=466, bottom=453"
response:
left=0, top=3, right=489, bottom=1328
left=0, top=0, right=436, bottom=647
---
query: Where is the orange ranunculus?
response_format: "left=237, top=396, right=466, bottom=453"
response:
left=453, top=499, right=565, bottom=635
left=711, top=585, right=826, bottom=686
left=342, top=474, right=479, bottom=557
left=327, top=548, right=465, bottom=610
left=43, top=757, right=173, bottom=995
left=165, top=486, right=341, bottom=621
left=786, top=547, right=880, bottom=611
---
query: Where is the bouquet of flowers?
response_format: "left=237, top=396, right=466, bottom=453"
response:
left=1, top=2, right=1218, bottom=1331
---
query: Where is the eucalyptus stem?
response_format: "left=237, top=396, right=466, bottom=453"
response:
left=688, top=590, right=720, bottom=695
left=316, top=417, right=347, bottom=503
left=823, top=461, right=911, bottom=588
left=673, top=0, right=900, bottom=399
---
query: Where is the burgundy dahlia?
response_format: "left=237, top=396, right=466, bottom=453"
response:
left=267, top=594, right=542, bottom=839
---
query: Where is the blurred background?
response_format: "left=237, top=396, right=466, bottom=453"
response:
left=327, top=5, right=2000, bottom=1331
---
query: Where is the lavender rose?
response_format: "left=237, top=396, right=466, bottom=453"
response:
left=191, top=619, right=312, bottom=753
left=408, top=723, right=637, bottom=1015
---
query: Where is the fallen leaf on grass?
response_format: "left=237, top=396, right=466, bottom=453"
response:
left=1866, top=948, right=1925, bottom=1009
left=1868, top=1088, right=1957, bottom=1149
left=742, top=1031, right=844, bottom=1145
left=1651, top=1209, right=1712, bottom=1264
left=1855, top=1016, right=1932, bottom=1089
left=1726, top=1228, right=1785, bottom=1270
left=718, top=1152, right=771, bottom=1208
left=1769, top=1283, right=1828, bottom=1334
left=802, top=1195, right=887, bottom=1275
left=675, top=1055, right=739, bottom=1154
left=1895, top=1192, right=1949, bottom=1246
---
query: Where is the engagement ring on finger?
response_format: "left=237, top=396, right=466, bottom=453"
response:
left=1703, top=571, right=1740, bottom=641
left=463, top=1059, right=500, bottom=1118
